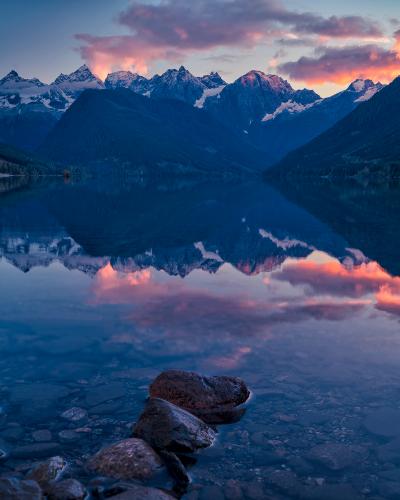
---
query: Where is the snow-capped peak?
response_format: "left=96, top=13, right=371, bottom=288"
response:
left=0, top=70, right=20, bottom=83
left=0, top=70, right=45, bottom=88
left=53, top=65, right=102, bottom=85
left=106, top=71, right=137, bottom=88
left=346, top=79, right=384, bottom=103
left=105, top=71, right=149, bottom=94
left=51, top=65, right=104, bottom=99
left=348, top=79, right=375, bottom=93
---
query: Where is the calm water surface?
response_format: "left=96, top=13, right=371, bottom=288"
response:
left=1, top=177, right=400, bottom=499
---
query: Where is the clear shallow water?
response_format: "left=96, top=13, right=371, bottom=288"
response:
left=1, top=177, right=400, bottom=499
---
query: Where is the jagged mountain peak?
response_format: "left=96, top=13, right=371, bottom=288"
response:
left=53, top=64, right=102, bottom=85
left=105, top=70, right=149, bottom=93
left=200, top=72, right=226, bottom=89
left=237, top=71, right=293, bottom=92
left=347, top=78, right=378, bottom=92
left=1, top=70, right=20, bottom=82
left=0, top=70, right=45, bottom=87
left=158, top=66, right=197, bottom=81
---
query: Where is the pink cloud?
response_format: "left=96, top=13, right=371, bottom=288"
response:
left=278, top=33, right=400, bottom=85
left=273, top=258, right=400, bottom=318
left=75, top=0, right=384, bottom=79
left=90, top=262, right=367, bottom=342
left=273, top=259, right=400, bottom=297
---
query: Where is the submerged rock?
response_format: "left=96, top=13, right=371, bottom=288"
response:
left=377, top=437, right=400, bottom=463
left=60, top=407, right=88, bottom=423
left=11, top=442, right=61, bottom=459
left=307, top=443, right=368, bottom=471
left=87, top=438, right=164, bottom=480
left=58, top=430, right=80, bottom=443
left=32, top=430, right=52, bottom=442
left=109, top=483, right=176, bottom=499
left=0, top=438, right=11, bottom=461
left=26, top=456, right=67, bottom=490
left=47, top=479, right=86, bottom=500
left=364, top=408, right=400, bottom=437
left=133, top=398, right=216, bottom=453
left=0, top=477, right=42, bottom=499
left=1, top=424, right=24, bottom=442
left=149, top=370, right=249, bottom=423
left=85, top=383, right=126, bottom=407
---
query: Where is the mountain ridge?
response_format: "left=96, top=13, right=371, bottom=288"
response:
left=39, top=88, right=268, bottom=175
left=269, top=76, right=400, bottom=178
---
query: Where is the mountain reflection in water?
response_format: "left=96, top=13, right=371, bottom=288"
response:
left=1, top=176, right=400, bottom=499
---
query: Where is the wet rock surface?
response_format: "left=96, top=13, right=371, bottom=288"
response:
left=307, top=443, right=368, bottom=471
left=87, top=438, right=164, bottom=480
left=11, top=442, right=61, bottom=459
left=133, top=398, right=216, bottom=453
left=109, top=483, right=176, bottom=499
left=26, top=455, right=66, bottom=490
left=149, top=370, right=249, bottom=423
left=60, top=407, right=88, bottom=423
left=364, top=408, right=400, bottom=437
left=1, top=360, right=392, bottom=499
left=0, top=477, right=43, bottom=499
left=46, top=478, right=86, bottom=500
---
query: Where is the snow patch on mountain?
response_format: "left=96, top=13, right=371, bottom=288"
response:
left=194, top=85, right=225, bottom=108
left=355, top=86, right=382, bottom=102
left=262, top=99, right=321, bottom=121
left=259, top=229, right=315, bottom=251
left=194, top=241, right=223, bottom=262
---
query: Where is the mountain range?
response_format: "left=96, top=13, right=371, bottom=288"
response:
left=0, top=178, right=361, bottom=277
left=39, top=88, right=266, bottom=175
left=250, top=79, right=384, bottom=164
left=273, top=76, right=400, bottom=178
left=0, top=63, right=394, bottom=177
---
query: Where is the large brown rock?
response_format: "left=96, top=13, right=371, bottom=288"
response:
left=149, top=370, right=249, bottom=423
left=133, top=398, right=216, bottom=453
left=87, top=438, right=164, bottom=480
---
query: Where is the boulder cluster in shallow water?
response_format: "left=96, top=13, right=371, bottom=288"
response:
left=0, top=370, right=249, bottom=499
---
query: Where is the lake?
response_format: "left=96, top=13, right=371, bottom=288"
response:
left=1, top=176, right=400, bottom=499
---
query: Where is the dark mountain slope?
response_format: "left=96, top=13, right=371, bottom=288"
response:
left=39, top=89, right=268, bottom=176
left=251, top=79, right=383, bottom=164
left=271, top=76, right=400, bottom=178
left=0, top=142, right=51, bottom=176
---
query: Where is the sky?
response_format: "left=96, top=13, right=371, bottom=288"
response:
left=1, top=0, right=399, bottom=96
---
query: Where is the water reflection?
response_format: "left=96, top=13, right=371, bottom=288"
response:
left=1, top=177, right=400, bottom=499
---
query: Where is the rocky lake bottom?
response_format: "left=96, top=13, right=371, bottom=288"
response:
left=1, top=178, right=400, bottom=499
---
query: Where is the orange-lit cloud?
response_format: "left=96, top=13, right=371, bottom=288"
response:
left=273, top=259, right=400, bottom=297
left=278, top=33, right=400, bottom=85
left=376, top=284, right=400, bottom=316
left=92, top=262, right=153, bottom=298
left=91, top=262, right=367, bottom=342
left=273, top=258, right=400, bottom=317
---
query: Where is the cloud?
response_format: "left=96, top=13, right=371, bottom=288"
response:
left=272, top=259, right=400, bottom=297
left=75, top=0, right=384, bottom=78
left=91, top=261, right=367, bottom=343
left=376, top=285, right=400, bottom=316
left=272, top=258, right=400, bottom=319
left=278, top=33, right=400, bottom=84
